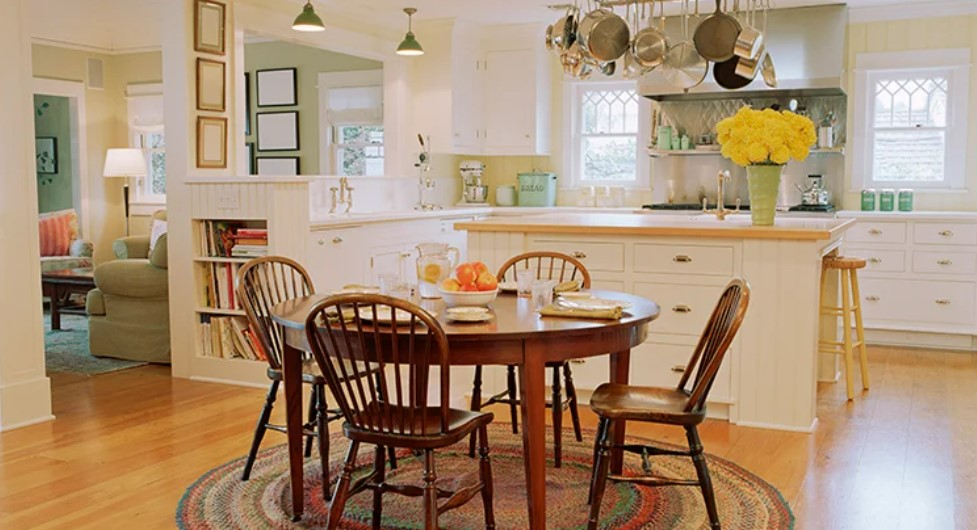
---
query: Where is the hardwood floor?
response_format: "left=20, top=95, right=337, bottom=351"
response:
left=1, top=346, right=974, bottom=529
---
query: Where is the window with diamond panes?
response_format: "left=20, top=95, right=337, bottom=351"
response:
left=871, top=76, right=948, bottom=184
left=579, top=88, right=639, bottom=182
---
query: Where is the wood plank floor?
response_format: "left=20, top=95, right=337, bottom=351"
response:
left=1, top=345, right=974, bottom=529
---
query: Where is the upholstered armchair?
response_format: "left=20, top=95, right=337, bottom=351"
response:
left=39, top=208, right=93, bottom=273
left=87, top=211, right=170, bottom=363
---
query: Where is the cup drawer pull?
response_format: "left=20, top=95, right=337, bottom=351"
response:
left=332, top=237, right=344, bottom=244
left=865, top=296, right=880, bottom=302
left=868, top=228, right=883, bottom=235
left=937, top=259, right=953, bottom=266
left=670, top=365, right=686, bottom=373
left=868, top=257, right=882, bottom=264
left=672, top=305, right=692, bottom=313
left=673, top=255, right=693, bottom=263
left=936, top=299, right=951, bottom=305
left=939, top=230, right=954, bottom=237
left=569, top=359, right=586, bottom=365
left=570, top=251, right=587, bottom=259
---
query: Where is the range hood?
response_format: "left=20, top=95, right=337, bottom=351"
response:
left=639, top=4, right=848, bottom=101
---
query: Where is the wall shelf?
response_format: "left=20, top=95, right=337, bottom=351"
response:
left=195, top=307, right=246, bottom=316
left=647, top=146, right=846, bottom=158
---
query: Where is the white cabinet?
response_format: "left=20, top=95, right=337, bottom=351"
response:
left=412, top=21, right=551, bottom=156
left=307, top=227, right=368, bottom=291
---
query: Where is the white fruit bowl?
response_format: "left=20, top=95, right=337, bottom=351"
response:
left=438, top=288, right=499, bottom=307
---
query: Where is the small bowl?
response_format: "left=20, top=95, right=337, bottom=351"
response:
left=438, top=288, right=499, bottom=307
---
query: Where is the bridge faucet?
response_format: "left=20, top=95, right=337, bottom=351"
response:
left=702, top=171, right=740, bottom=221
left=329, top=177, right=355, bottom=214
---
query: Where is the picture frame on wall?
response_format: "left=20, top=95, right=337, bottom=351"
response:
left=255, top=68, right=297, bottom=107
left=194, top=0, right=226, bottom=55
left=256, top=157, right=300, bottom=176
left=244, top=72, right=252, bottom=135
left=256, top=111, right=299, bottom=151
left=196, top=116, right=228, bottom=168
left=196, top=58, right=226, bottom=112
left=246, top=142, right=255, bottom=175
left=35, top=137, right=58, bottom=174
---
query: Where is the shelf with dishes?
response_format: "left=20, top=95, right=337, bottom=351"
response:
left=647, top=146, right=846, bottom=158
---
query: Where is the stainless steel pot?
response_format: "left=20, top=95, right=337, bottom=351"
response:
left=577, top=7, right=630, bottom=63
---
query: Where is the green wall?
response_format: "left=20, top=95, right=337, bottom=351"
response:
left=243, top=41, right=381, bottom=175
left=33, top=94, right=73, bottom=213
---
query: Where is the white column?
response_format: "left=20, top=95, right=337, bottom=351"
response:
left=0, top=0, right=54, bottom=430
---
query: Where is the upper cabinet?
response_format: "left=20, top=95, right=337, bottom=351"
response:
left=411, top=21, right=551, bottom=156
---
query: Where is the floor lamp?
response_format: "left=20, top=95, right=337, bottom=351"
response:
left=103, top=148, right=147, bottom=236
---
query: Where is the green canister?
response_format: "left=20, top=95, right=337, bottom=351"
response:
left=861, top=189, right=877, bottom=211
left=898, top=189, right=914, bottom=211
left=879, top=189, right=895, bottom=211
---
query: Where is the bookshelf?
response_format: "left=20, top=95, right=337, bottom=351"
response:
left=185, top=177, right=315, bottom=387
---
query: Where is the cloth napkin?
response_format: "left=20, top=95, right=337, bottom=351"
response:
left=539, top=304, right=622, bottom=320
left=554, top=280, right=581, bottom=293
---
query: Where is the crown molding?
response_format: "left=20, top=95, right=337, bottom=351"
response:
left=849, top=0, right=977, bottom=23
left=31, top=37, right=160, bottom=56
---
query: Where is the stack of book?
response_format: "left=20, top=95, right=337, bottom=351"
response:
left=202, top=263, right=239, bottom=309
left=231, top=228, right=268, bottom=258
left=200, top=315, right=268, bottom=361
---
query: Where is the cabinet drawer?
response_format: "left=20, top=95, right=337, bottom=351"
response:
left=633, top=244, right=734, bottom=277
left=633, top=282, right=724, bottom=336
left=843, top=248, right=905, bottom=273
left=858, top=278, right=909, bottom=322
left=529, top=239, right=625, bottom=272
left=845, top=221, right=907, bottom=244
left=912, top=251, right=977, bottom=275
left=859, top=278, right=976, bottom=326
left=913, top=223, right=977, bottom=246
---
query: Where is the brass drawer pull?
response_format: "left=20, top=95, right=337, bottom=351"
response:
left=332, top=237, right=343, bottom=244
left=868, top=228, right=883, bottom=235
left=939, top=230, right=954, bottom=237
left=672, top=305, right=692, bottom=313
left=936, top=299, right=951, bottom=305
left=937, top=259, right=953, bottom=266
left=670, top=365, right=686, bottom=373
left=569, top=359, right=586, bottom=365
left=570, top=251, right=587, bottom=259
left=673, top=255, right=693, bottom=263
left=868, top=257, right=882, bottom=264
left=865, top=296, right=880, bottom=302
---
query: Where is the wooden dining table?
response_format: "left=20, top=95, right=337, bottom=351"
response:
left=270, top=290, right=660, bottom=528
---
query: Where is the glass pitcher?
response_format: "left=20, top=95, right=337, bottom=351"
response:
left=415, top=242, right=460, bottom=298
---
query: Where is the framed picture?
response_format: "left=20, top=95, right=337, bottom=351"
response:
left=256, top=111, right=299, bottom=151
left=196, top=116, right=228, bottom=168
left=256, top=68, right=297, bottom=107
left=35, top=137, right=58, bottom=174
left=245, top=142, right=255, bottom=174
left=196, top=58, right=226, bottom=112
left=194, top=0, right=225, bottom=55
left=244, top=72, right=251, bottom=136
left=256, top=157, right=300, bottom=176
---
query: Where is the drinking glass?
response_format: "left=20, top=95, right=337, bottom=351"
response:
left=515, top=267, right=536, bottom=298
left=378, top=273, right=400, bottom=295
left=532, top=279, right=557, bottom=310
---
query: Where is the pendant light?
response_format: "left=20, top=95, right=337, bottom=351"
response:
left=396, top=8, right=424, bottom=56
left=292, top=1, right=325, bottom=32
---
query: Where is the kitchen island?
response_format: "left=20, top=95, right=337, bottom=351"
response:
left=456, top=213, right=855, bottom=432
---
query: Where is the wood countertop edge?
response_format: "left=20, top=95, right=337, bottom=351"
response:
left=455, top=218, right=855, bottom=241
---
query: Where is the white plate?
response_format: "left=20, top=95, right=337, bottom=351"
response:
left=445, top=306, right=494, bottom=322
left=360, top=306, right=437, bottom=324
left=558, top=291, right=594, bottom=300
left=556, top=298, right=632, bottom=310
left=498, top=281, right=518, bottom=293
left=330, top=287, right=381, bottom=295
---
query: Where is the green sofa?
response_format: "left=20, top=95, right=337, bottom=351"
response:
left=87, top=213, right=170, bottom=364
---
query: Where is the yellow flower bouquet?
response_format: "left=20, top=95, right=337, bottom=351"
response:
left=714, top=107, right=817, bottom=226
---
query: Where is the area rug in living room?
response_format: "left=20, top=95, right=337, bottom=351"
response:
left=45, top=312, right=147, bottom=375
left=177, top=423, right=794, bottom=529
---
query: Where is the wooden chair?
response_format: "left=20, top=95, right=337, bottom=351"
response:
left=235, top=256, right=395, bottom=495
left=818, top=256, right=870, bottom=401
left=586, top=279, right=751, bottom=530
left=468, top=251, right=590, bottom=467
left=305, top=294, right=495, bottom=530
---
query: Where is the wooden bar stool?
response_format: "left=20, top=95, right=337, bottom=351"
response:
left=818, top=256, right=870, bottom=401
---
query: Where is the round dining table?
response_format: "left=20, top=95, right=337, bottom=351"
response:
left=271, top=290, right=661, bottom=528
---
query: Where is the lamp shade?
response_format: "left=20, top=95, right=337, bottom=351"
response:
left=397, top=32, right=424, bottom=56
left=292, top=1, right=325, bottom=32
left=103, top=148, right=147, bottom=177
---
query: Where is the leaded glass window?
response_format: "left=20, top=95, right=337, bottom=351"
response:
left=578, top=87, right=639, bottom=183
left=871, top=77, right=948, bottom=183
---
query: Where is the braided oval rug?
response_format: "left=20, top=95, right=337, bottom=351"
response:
left=177, top=424, right=793, bottom=529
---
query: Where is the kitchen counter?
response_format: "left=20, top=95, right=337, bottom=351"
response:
left=457, top=213, right=854, bottom=241
left=837, top=210, right=977, bottom=221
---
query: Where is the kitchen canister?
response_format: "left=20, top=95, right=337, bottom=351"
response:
left=860, top=189, right=877, bottom=211
left=517, top=171, right=557, bottom=207
left=496, top=185, right=516, bottom=206
left=879, top=189, right=895, bottom=212
left=898, top=189, right=914, bottom=212
left=657, top=126, right=672, bottom=150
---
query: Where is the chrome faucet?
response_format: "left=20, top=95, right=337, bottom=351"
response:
left=702, top=171, right=740, bottom=221
left=329, top=177, right=354, bottom=214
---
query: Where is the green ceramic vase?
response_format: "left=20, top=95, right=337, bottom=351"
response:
left=747, top=165, right=784, bottom=226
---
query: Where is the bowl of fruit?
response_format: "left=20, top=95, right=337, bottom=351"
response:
left=439, top=261, right=499, bottom=307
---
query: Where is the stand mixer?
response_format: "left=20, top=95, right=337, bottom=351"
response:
left=457, top=160, right=489, bottom=206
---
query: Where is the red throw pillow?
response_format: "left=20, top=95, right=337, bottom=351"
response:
left=38, top=210, right=76, bottom=257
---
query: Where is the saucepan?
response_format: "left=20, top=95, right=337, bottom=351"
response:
left=577, top=6, right=630, bottom=63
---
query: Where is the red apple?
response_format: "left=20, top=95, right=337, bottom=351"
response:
left=460, top=283, right=480, bottom=292
left=455, top=263, right=477, bottom=286
left=475, top=272, right=498, bottom=292
left=441, top=278, right=461, bottom=292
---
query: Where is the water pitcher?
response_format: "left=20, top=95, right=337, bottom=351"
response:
left=415, top=242, right=460, bottom=298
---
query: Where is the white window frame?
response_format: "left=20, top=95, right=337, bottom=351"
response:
left=563, top=80, right=650, bottom=190
left=317, top=70, right=384, bottom=176
left=851, top=49, right=970, bottom=191
left=126, top=83, right=166, bottom=205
